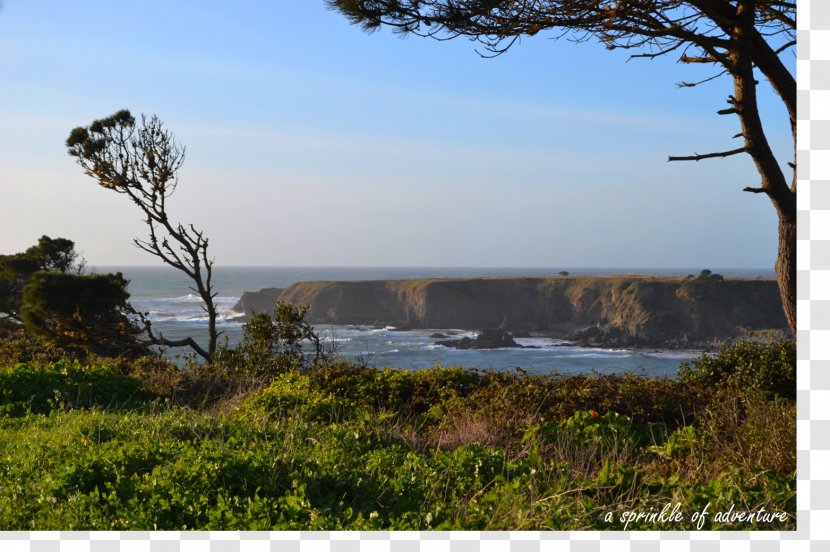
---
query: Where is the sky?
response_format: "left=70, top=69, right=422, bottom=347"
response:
left=0, top=1, right=795, bottom=268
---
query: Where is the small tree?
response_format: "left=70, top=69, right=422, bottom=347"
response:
left=1, top=236, right=85, bottom=322
left=213, top=301, right=326, bottom=379
left=27, top=235, right=86, bottom=274
left=66, top=110, right=218, bottom=360
left=21, top=271, right=148, bottom=358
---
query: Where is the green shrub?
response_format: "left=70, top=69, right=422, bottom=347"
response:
left=212, top=301, right=327, bottom=381
left=236, top=372, right=358, bottom=423
left=541, top=373, right=699, bottom=428
left=0, top=360, right=147, bottom=416
left=304, top=363, right=492, bottom=422
left=678, top=341, right=795, bottom=399
left=692, top=386, right=796, bottom=474
left=0, top=349, right=796, bottom=530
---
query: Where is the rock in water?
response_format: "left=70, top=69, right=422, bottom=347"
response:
left=436, top=329, right=537, bottom=349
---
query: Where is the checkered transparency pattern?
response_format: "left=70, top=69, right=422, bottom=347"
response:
left=801, top=1, right=830, bottom=552
left=0, top=1, right=823, bottom=551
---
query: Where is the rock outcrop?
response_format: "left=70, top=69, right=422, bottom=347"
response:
left=232, top=276, right=787, bottom=347
left=233, top=288, right=283, bottom=315
left=436, top=329, right=536, bottom=349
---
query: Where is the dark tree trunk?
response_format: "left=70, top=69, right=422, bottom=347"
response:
left=207, top=302, right=218, bottom=355
left=731, top=0, right=797, bottom=339
left=775, top=207, right=797, bottom=339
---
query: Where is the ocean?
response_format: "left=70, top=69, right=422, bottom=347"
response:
left=99, top=266, right=776, bottom=377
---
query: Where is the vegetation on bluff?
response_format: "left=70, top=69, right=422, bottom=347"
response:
left=0, top=317, right=796, bottom=530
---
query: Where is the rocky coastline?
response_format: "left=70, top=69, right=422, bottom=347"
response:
left=232, top=275, right=787, bottom=350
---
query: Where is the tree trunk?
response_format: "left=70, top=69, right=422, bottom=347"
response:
left=208, top=304, right=218, bottom=355
left=731, top=0, right=797, bottom=339
left=775, top=208, right=797, bottom=339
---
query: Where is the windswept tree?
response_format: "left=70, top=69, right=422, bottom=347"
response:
left=66, top=110, right=219, bottom=360
left=330, top=0, right=797, bottom=338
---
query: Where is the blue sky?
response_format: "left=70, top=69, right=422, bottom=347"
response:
left=0, top=1, right=794, bottom=268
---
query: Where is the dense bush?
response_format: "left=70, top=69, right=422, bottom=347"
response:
left=236, top=372, right=360, bottom=423
left=677, top=340, right=795, bottom=399
left=211, top=302, right=327, bottom=380
left=0, top=401, right=795, bottom=530
left=0, top=333, right=796, bottom=530
left=0, top=326, right=81, bottom=366
left=0, top=360, right=147, bottom=416
left=20, top=272, right=142, bottom=357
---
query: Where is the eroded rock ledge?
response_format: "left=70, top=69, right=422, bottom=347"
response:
left=233, top=275, right=787, bottom=347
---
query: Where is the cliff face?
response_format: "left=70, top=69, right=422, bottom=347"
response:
left=234, top=276, right=787, bottom=346
left=233, top=288, right=283, bottom=316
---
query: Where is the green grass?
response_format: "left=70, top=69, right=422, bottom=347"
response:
left=0, top=342, right=796, bottom=530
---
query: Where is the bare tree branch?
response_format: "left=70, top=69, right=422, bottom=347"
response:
left=668, top=147, right=747, bottom=162
left=67, top=110, right=219, bottom=361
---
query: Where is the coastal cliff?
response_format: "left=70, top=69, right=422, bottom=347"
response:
left=233, top=276, right=787, bottom=346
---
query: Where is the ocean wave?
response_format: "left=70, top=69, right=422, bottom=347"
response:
left=566, top=346, right=632, bottom=354
left=162, top=294, right=239, bottom=304
left=132, top=293, right=239, bottom=307
left=148, top=310, right=244, bottom=323
left=514, top=338, right=556, bottom=348
left=541, top=353, right=633, bottom=359
left=369, top=326, right=397, bottom=333
left=642, top=350, right=700, bottom=359
left=320, top=336, right=352, bottom=343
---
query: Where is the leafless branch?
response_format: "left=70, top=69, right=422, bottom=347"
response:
left=668, top=147, right=747, bottom=162
left=66, top=110, right=219, bottom=361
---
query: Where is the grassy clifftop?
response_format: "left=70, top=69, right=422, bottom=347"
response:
left=236, top=275, right=786, bottom=346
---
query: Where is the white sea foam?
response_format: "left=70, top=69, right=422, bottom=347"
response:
left=368, top=326, right=397, bottom=333
left=165, top=294, right=238, bottom=304
left=642, top=350, right=700, bottom=359
left=514, top=338, right=556, bottom=348
left=321, top=336, right=353, bottom=343
left=566, top=346, right=632, bottom=354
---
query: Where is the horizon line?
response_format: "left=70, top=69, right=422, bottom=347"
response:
left=90, top=264, right=776, bottom=271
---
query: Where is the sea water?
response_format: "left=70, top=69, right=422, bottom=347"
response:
left=98, top=266, right=774, bottom=377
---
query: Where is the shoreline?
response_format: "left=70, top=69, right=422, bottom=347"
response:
left=230, top=274, right=787, bottom=351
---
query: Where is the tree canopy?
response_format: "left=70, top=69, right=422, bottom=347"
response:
left=0, top=236, right=85, bottom=322
left=21, top=271, right=147, bottom=358
left=1, top=236, right=146, bottom=358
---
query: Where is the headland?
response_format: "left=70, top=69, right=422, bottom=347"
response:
left=232, top=274, right=787, bottom=348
